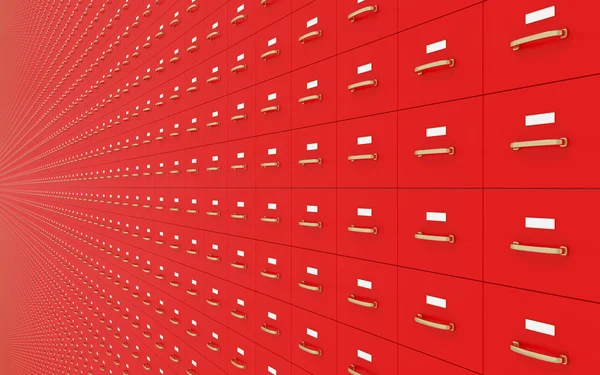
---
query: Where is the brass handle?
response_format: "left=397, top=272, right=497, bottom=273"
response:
left=510, top=341, right=568, bottom=365
left=348, top=365, right=363, bottom=375
left=510, top=138, right=568, bottom=151
left=186, top=328, right=198, bottom=337
left=143, top=331, right=152, bottom=338
left=298, top=30, right=322, bottom=44
left=207, top=121, right=220, bottom=127
left=186, top=3, right=198, bottom=13
left=348, top=5, right=378, bottom=22
left=261, top=217, right=280, bottom=223
left=206, top=31, right=220, bottom=40
left=261, top=105, right=280, bottom=114
left=415, top=314, right=455, bottom=331
left=186, top=288, right=198, bottom=296
left=348, top=295, right=378, bottom=308
left=231, top=14, right=246, bottom=25
left=187, top=369, right=198, bottom=375
left=231, top=310, right=247, bottom=319
left=348, top=153, right=377, bottom=162
left=261, top=270, right=280, bottom=279
left=155, top=136, right=165, bottom=141
left=299, top=94, right=322, bottom=104
left=231, top=213, right=247, bottom=219
left=142, top=268, right=152, bottom=274
left=261, top=49, right=280, bottom=60
left=231, top=114, right=247, bottom=121
left=170, top=56, right=181, bottom=64
left=299, top=158, right=322, bottom=165
left=231, top=164, right=247, bottom=170
left=415, top=147, right=455, bottom=157
left=186, top=209, right=199, bottom=214
left=415, top=232, right=455, bottom=243
left=155, top=342, right=164, bottom=350
left=415, top=59, right=455, bottom=75
left=170, top=280, right=180, bottom=287
left=511, top=29, right=568, bottom=51
left=207, top=255, right=220, bottom=262
left=155, top=239, right=165, bottom=244
left=170, top=94, right=181, bottom=100
left=206, top=298, right=220, bottom=307
left=155, top=308, right=165, bottom=315
left=155, top=31, right=165, bottom=39
left=207, top=211, right=221, bottom=216
left=155, top=274, right=165, bottom=280
left=170, top=316, right=180, bottom=324
left=186, top=127, right=198, bottom=132
left=510, top=242, right=568, bottom=256
left=348, top=225, right=377, bottom=235
left=206, top=342, right=220, bottom=352
left=186, top=248, right=199, bottom=255
left=170, top=18, right=180, bottom=27
left=261, top=0, right=268, bottom=6
left=143, top=363, right=151, bottom=371
left=261, top=324, right=280, bottom=335
left=206, top=76, right=220, bottom=84
left=187, top=45, right=198, bottom=53
left=231, top=358, right=247, bottom=370
left=299, top=220, right=322, bottom=228
left=169, top=169, right=180, bottom=174
left=170, top=354, right=181, bottom=363
left=231, top=64, right=247, bottom=73
left=261, top=161, right=280, bottom=168
left=187, top=86, right=198, bottom=92
left=348, top=79, right=378, bottom=92
left=230, top=261, right=247, bottom=269
left=299, top=281, right=322, bottom=292
left=298, top=342, right=322, bottom=356
left=142, top=236, right=151, bottom=241
left=143, top=75, right=151, bottom=80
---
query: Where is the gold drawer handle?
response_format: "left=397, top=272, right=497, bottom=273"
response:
left=187, top=86, right=198, bottom=92
left=142, top=363, right=151, bottom=371
left=187, top=248, right=199, bottom=255
left=261, top=0, right=268, bottom=6
left=230, top=261, right=247, bottom=269
left=231, top=358, right=247, bottom=370
left=261, top=324, right=280, bottom=335
left=261, top=161, right=280, bottom=168
left=348, top=365, right=363, bottom=375
left=299, top=30, right=323, bottom=44
left=348, top=5, right=378, bottom=22
left=348, top=295, right=378, bottom=308
left=299, top=158, right=322, bottom=165
left=415, top=147, right=454, bottom=157
left=510, top=341, right=568, bottom=365
left=207, top=121, right=220, bottom=127
left=187, top=45, right=198, bottom=53
left=231, top=164, right=247, bottom=170
left=299, top=342, right=322, bottom=356
left=207, top=342, right=220, bottom=352
left=169, top=170, right=180, bottom=175
left=169, top=280, right=180, bottom=287
left=261, top=49, right=280, bottom=60
left=348, top=153, right=377, bottom=162
left=186, top=328, right=198, bottom=337
left=207, top=211, right=221, bottom=216
left=348, top=79, right=377, bottom=92
left=155, top=136, right=165, bottom=141
left=207, top=255, right=220, bottom=262
left=415, top=314, right=455, bottom=331
left=187, top=127, right=199, bottom=132
left=415, top=59, right=455, bottom=75
left=186, top=288, right=199, bottom=296
left=170, top=18, right=180, bottom=27
left=186, top=209, right=199, bottom=214
left=206, top=76, right=220, bottom=84
left=299, top=220, right=322, bottom=228
left=348, top=225, right=377, bottom=234
left=206, top=31, right=220, bottom=40
left=143, top=107, right=152, bottom=112
left=231, top=64, right=247, bottom=74
left=170, top=56, right=181, bottom=64
left=155, top=274, right=165, bottom=280
left=231, top=213, right=247, bottom=219
left=231, top=114, right=247, bottom=121
left=261, top=216, right=280, bottom=223
left=143, top=75, right=151, bottom=80
left=169, top=94, right=181, bottom=101
left=155, top=342, right=165, bottom=350
left=299, top=281, right=322, bottom=292
left=415, top=232, right=455, bottom=243
left=170, top=131, right=180, bottom=137
left=510, top=242, right=568, bottom=256
left=142, top=268, right=152, bottom=274
left=187, top=369, right=198, bottom=375
left=206, top=298, right=220, bottom=307
left=511, top=29, right=568, bottom=51
left=155, top=31, right=165, bottom=39
left=143, top=9, right=151, bottom=17
left=187, top=168, right=199, bottom=173
left=231, top=14, right=246, bottom=25
left=261, top=105, right=280, bottom=114
left=170, top=317, right=180, bottom=325
left=170, top=354, right=181, bottom=363
left=510, top=138, right=568, bottom=151
left=261, top=270, right=280, bottom=279
left=231, top=310, right=247, bottom=319
left=299, top=94, right=322, bottom=104
left=187, top=4, right=198, bottom=13
left=155, top=308, right=165, bottom=315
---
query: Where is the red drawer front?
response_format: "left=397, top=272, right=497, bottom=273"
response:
left=291, top=0, right=336, bottom=70
left=291, top=189, right=337, bottom=254
left=484, top=189, right=600, bottom=303
left=484, top=0, right=600, bottom=93
left=256, top=189, right=291, bottom=245
left=227, top=236, right=256, bottom=290
left=256, top=345, right=292, bottom=375
left=255, top=131, right=292, bottom=188
left=484, top=76, right=600, bottom=188
left=291, top=123, right=336, bottom=188
left=290, top=306, right=336, bottom=375
left=227, top=329, right=256, bottom=374
left=398, top=189, right=483, bottom=280
left=337, top=0, right=397, bottom=53
left=255, top=241, right=291, bottom=302
left=337, top=323, right=398, bottom=375
left=291, top=248, right=337, bottom=320
left=226, top=282, right=256, bottom=341
left=255, top=293, right=292, bottom=361
left=291, top=57, right=337, bottom=129
left=484, top=284, right=600, bottom=374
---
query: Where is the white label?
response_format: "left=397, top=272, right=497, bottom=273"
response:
left=357, top=279, right=372, bottom=290
left=192, top=118, right=197, bottom=124
left=268, top=148, right=277, bottom=155
left=192, top=320, right=197, bottom=326
left=357, top=136, right=372, bottom=145
left=237, top=347, right=245, bottom=356
left=357, top=0, right=364, bottom=3
left=426, top=295, right=447, bottom=309
left=237, top=4, right=244, bottom=12
left=174, top=161, right=179, bottom=166
left=237, top=250, right=245, bottom=257
left=212, top=200, right=219, bottom=206
left=306, top=328, right=318, bottom=339
left=212, top=155, right=218, bottom=161
left=526, top=112, right=555, bottom=126
left=192, top=239, right=197, bottom=245
left=174, top=272, right=179, bottom=277
left=426, top=126, right=447, bottom=137
left=268, top=311, right=277, bottom=320
left=357, top=208, right=372, bottom=217
left=526, top=6, right=555, bottom=25
left=426, top=40, right=447, bottom=54
left=237, top=152, right=245, bottom=159
left=268, top=93, right=277, bottom=101
left=212, top=332, right=219, bottom=340
left=192, top=77, right=197, bottom=83
left=426, top=212, right=447, bottom=222
left=212, top=244, right=219, bottom=250
left=237, top=299, right=245, bottom=307
left=307, top=143, right=318, bottom=151
left=237, top=103, right=245, bottom=110
left=192, top=279, right=197, bottom=285
left=357, top=349, right=373, bottom=363
left=174, top=234, right=179, bottom=239
left=268, top=257, right=277, bottom=265
left=192, top=360, right=197, bottom=366
left=307, top=267, right=318, bottom=276
left=307, top=205, right=318, bottom=213
left=212, top=111, right=219, bottom=117
left=192, top=199, right=197, bottom=204
left=212, top=22, right=219, bottom=29
left=237, top=53, right=245, bottom=62
left=268, top=37, right=277, bottom=47
left=526, top=319, right=555, bottom=336
left=268, top=366, right=277, bottom=375
left=306, top=80, right=318, bottom=90
left=212, top=66, right=219, bottom=73
left=212, top=288, right=219, bottom=295
left=525, top=217, right=555, bottom=230
left=268, top=203, right=277, bottom=210
left=192, top=36, right=197, bottom=43
left=357, top=63, right=372, bottom=75
left=192, top=158, right=197, bottom=163
left=307, top=17, right=318, bottom=28
left=237, top=201, right=245, bottom=208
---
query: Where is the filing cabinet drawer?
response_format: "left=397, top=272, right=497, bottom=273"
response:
left=203, top=5, right=228, bottom=59
left=256, top=189, right=291, bottom=245
left=228, top=329, right=256, bottom=374
left=291, top=248, right=336, bottom=320
left=256, top=16, right=292, bottom=82
left=227, top=189, right=256, bottom=238
left=228, top=1, right=256, bottom=47
left=257, top=0, right=291, bottom=31
left=291, top=0, right=336, bottom=70
left=204, top=189, right=228, bottom=233
left=256, top=74, right=292, bottom=135
left=256, top=131, right=292, bottom=188
left=227, top=283, right=256, bottom=341
left=291, top=57, right=337, bottom=129
left=291, top=189, right=337, bottom=254
left=337, top=0, right=397, bottom=52
left=256, top=345, right=292, bottom=375
left=227, top=36, right=256, bottom=94
left=227, top=236, right=256, bottom=290
left=228, top=138, right=256, bottom=188
left=255, top=293, right=292, bottom=361
left=204, top=232, right=229, bottom=279
left=291, top=306, right=336, bottom=375
left=337, top=323, right=398, bottom=375
left=291, top=123, right=337, bottom=188
left=204, top=273, right=228, bottom=325
left=227, top=87, right=256, bottom=140
left=201, top=317, right=229, bottom=371
left=255, top=241, right=291, bottom=302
